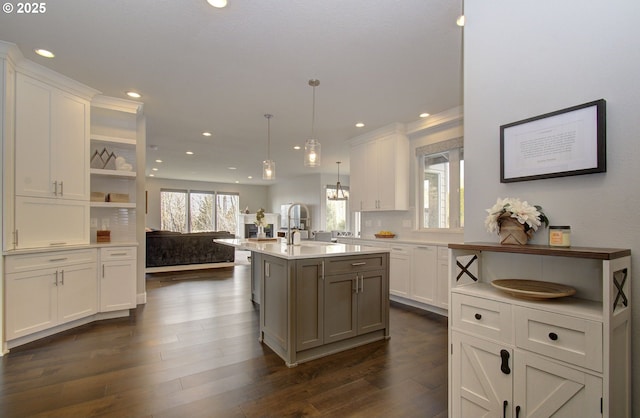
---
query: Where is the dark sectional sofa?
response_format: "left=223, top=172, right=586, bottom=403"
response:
left=146, top=230, right=236, bottom=269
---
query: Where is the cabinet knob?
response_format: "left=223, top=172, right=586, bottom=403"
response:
left=474, top=313, right=482, bottom=320
left=548, top=332, right=558, bottom=341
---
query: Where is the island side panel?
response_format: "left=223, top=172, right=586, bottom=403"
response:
left=251, top=252, right=262, bottom=303
left=260, top=254, right=289, bottom=360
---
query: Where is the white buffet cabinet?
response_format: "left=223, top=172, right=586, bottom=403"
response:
left=448, top=242, right=631, bottom=418
left=339, top=237, right=449, bottom=315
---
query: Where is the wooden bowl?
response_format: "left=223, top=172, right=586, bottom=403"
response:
left=374, top=234, right=396, bottom=239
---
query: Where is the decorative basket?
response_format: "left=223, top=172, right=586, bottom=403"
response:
left=498, top=214, right=532, bottom=245
left=374, top=234, right=396, bottom=239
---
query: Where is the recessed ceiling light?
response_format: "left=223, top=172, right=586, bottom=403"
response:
left=202, top=132, right=212, bottom=137
left=248, top=176, right=253, bottom=179
left=149, top=174, right=155, bottom=177
left=293, top=146, right=301, bottom=150
left=155, top=159, right=163, bottom=163
left=152, top=168, right=158, bottom=171
left=355, top=122, right=365, bottom=128
left=228, top=167, right=237, bottom=170
left=419, top=113, right=430, bottom=118
left=235, top=180, right=240, bottom=184
left=126, top=91, right=142, bottom=99
left=34, top=49, right=55, bottom=58
left=186, top=151, right=194, bottom=155
left=207, top=0, right=228, bottom=8
left=456, top=15, right=465, bottom=27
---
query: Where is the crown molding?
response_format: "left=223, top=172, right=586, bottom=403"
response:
left=405, top=105, right=463, bottom=139
left=92, top=95, right=143, bottom=114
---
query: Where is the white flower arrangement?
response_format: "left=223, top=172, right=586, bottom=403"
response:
left=255, top=208, right=267, bottom=227
left=485, top=197, right=549, bottom=235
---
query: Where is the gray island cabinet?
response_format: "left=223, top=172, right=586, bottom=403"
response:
left=215, top=239, right=390, bottom=367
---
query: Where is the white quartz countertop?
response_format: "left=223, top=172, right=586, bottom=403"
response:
left=215, top=238, right=390, bottom=260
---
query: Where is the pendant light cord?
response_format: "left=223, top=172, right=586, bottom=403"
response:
left=311, top=85, right=316, bottom=138
left=265, top=113, right=272, bottom=160
left=309, top=79, right=320, bottom=139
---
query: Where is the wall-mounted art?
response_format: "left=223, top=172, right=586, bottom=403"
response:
left=500, top=99, right=606, bottom=183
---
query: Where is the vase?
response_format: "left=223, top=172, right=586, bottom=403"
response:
left=257, top=225, right=266, bottom=239
left=498, top=214, right=531, bottom=245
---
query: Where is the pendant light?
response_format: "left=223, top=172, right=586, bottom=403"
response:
left=262, top=114, right=275, bottom=180
left=328, top=161, right=348, bottom=201
left=304, top=79, right=321, bottom=167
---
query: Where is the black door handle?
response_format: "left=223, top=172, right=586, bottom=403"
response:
left=474, top=313, right=482, bottom=320
left=548, top=332, right=558, bottom=341
left=516, top=405, right=521, bottom=418
left=500, top=349, right=511, bottom=375
left=503, top=400, right=508, bottom=418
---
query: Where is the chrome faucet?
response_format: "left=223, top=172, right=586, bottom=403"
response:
left=287, top=202, right=310, bottom=245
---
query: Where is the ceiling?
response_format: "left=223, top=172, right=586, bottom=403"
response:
left=0, top=0, right=463, bottom=184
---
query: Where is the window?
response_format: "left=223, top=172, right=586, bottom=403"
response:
left=417, top=139, right=464, bottom=229
left=160, top=189, right=239, bottom=234
left=326, top=185, right=349, bottom=231
left=160, top=190, right=188, bottom=232
left=190, top=192, right=215, bottom=232
left=215, top=193, right=239, bottom=234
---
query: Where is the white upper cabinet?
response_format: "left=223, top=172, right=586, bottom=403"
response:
left=349, top=124, right=409, bottom=212
left=15, top=73, right=90, bottom=201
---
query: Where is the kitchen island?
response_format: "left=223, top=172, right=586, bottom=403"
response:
left=215, top=239, right=391, bottom=367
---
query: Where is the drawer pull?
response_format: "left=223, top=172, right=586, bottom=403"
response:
left=548, top=332, right=558, bottom=341
left=500, top=349, right=511, bottom=375
left=351, top=262, right=367, bottom=266
left=474, top=313, right=482, bottom=320
left=49, top=257, right=68, bottom=262
left=110, top=252, right=128, bottom=256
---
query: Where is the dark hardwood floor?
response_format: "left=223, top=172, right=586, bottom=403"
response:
left=0, top=259, right=448, bottom=417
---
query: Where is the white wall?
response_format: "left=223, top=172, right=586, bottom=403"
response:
left=0, top=55, right=5, bottom=350
left=267, top=173, right=325, bottom=232
left=465, top=0, right=640, bottom=411
left=145, top=177, right=269, bottom=231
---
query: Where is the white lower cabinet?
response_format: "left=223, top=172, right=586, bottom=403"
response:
left=389, top=244, right=410, bottom=297
left=5, top=249, right=97, bottom=340
left=411, top=245, right=437, bottom=305
left=436, top=246, right=449, bottom=309
left=99, top=246, right=136, bottom=312
left=357, top=239, right=449, bottom=313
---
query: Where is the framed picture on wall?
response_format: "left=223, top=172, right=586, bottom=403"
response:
left=500, top=99, right=606, bottom=183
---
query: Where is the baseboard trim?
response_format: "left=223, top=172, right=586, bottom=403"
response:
left=390, top=295, right=448, bottom=317
left=5, top=309, right=131, bottom=351
left=145, top=262, right=235, bottom=274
